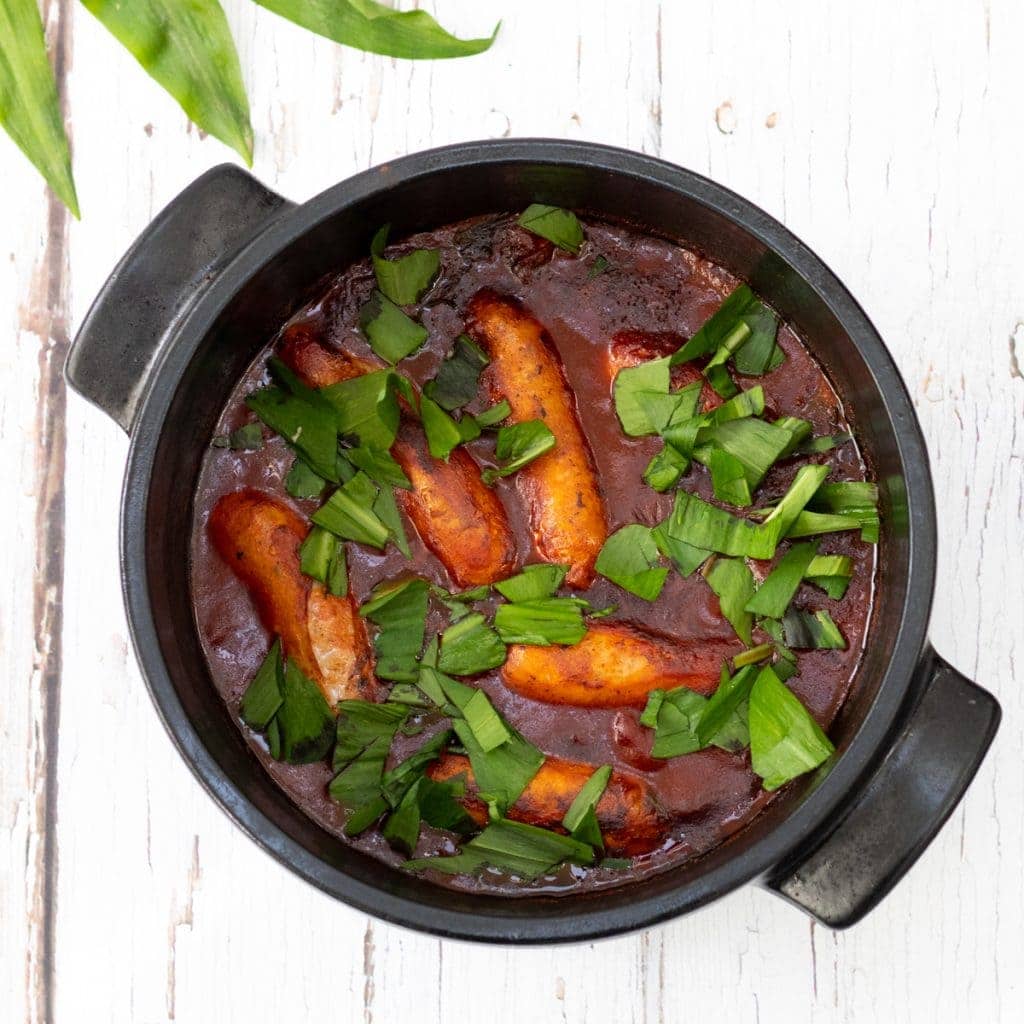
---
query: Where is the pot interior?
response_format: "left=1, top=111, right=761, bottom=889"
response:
left=136, top=150, right=925, bottom=938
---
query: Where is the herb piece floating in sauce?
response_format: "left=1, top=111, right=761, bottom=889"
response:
left=359, top=578, right=429, bottom=682
left=359, top=291, right=429, bottom=364
left=241, top=641, right=334, bottom=764
left=285, top=456, right=326, bottom=499
left=473, top=399, right=511, bottom=429
left=406, top=818, right=594, bottom=879
left=370, top=224, right=440, bottom=305
left=494, top=563, right=568, bottom=603
left=561, top=764, right=612, bottom=849
left=299, top=526, right=348, bottom=597
left=749, top=667, right=836, bottom=790
left=745, top=542, right=819, bottom=619
left=312, top=472, right=392, bottom=549
left=481, top=420, right=556, bottom=484
left=343, top=446, right=412, bottom=490
left=595, top=525, right=670, bottom=602
left=425, top=335, right=490, bottom=411
left=643, top=443, right=689, bottom=493
left=319, top=369, right=403, bottom=450
left=704, top=557, right=756, bottom=646
left=781, top=609, right=847, bottom=650
left=420, top=395, right=481, bottom=461
left=804, top=554, right=854, bottom=600
left=587, top=254, right=612, bottom=279
left=516, top=204, right=585, bottom=254
left=494, top=598, right=589, bottom=646
left=211, top=422, right=263, bottom=451
left=437, top=612, right=507, bottom=676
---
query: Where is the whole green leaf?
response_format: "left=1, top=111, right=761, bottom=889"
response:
left=254, top=0, right=499, bottom=60
left=0, top=0, right=79, bottom=215
left=81, top=0, right=253, bottom=164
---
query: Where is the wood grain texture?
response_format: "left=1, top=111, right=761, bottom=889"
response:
left=0, top=1, right=1020, bottom=1021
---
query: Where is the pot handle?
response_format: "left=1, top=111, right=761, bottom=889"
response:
left=65, top=164, right=293, bottom=434
left=766, top=646, right=1000, bottom=928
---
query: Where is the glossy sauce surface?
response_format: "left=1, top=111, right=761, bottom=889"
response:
left=190, top=214, right=876, bottom=894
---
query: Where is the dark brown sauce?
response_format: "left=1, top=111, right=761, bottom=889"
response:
left=189, top=214, right=876, bottom=895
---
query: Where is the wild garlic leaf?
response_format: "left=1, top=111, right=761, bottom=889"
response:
left=0, top=0, right=79, bottom=215
left=254, top=0, right=499, bottom=60
left=81, top=0, right=253, bottom=165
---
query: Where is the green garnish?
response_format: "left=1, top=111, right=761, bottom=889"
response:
left=705, top=557, right=756, bottom=645
left=437, top=613, right=507, bottom=676
left=774, top=416, right=813, bottom=457
left=247, top=362, right=340, bottom=481
left=211, top=422, right=264, bottom=451
left=274, top=658, right=336, bottom=764
left=405, top=818, right=593, bottom=879
left=804, top=554, right=854, bottom=600
left=320, top=369, right=403, bottom=451
left=807, top=481, right=880, bottom=542
left=745, top=542, right=818, bottom=619
left=798, top=432, right=853, bottom=455
left=517, top=204, right=585, bottom=254
left=370, top=224, right=439, bottom=305
left=651, top=519, right=711, bottom=577
left=240, top=640, right=285, bottom=731
left=595, top=525, right=670, bottom=601
left=344, top=446, right=412, bottom=489
left=643, top=444, right=689, bottom=492
left=429, top=672, right=511, bottom=753
left=781, top=609, right=847, bottom=649
left=748, top=667, right=835, bottom=790
left=299, top=525, right=348, bottom=596
left=424, top=335, right=490, bottom=411
left=494, top=598, right=588, bottom=646
left=420, top=394, right=481, bottom=460
left=452, top=720, right=544, bottom=816
left=359, top=578, right=429, bottom=681
left=613, top=356, right=671, bottom=436
left=707, top=448, right=752, bottom=506
left=494, top=564, right=568, bottom=603
left=657, top=490, right=774, bottom=559
left=481, top=420, right=556, bottom=484
left=588, top=255, right=612, bottom=279
left=371, top=485, right=412, bottom=558
left=694, top=418, right=792, bottom=494
left=473, top=399, right=512, bottom=428
left=284, top=457, right=326, bottom=499
left=312, top=472, right=391, bottom=549
left=359, top=290, right=429, bottom=364
left=562, top=764, right=612, bottom=849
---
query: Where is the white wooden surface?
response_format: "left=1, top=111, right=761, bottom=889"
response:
left=2, top=1, right=1021, bottom=1021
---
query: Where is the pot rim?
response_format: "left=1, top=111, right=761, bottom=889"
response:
left=119, top=139, right=937, bottom=943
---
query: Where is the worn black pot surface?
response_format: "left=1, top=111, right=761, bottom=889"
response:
left=65, top=140, right=1000, bottom=942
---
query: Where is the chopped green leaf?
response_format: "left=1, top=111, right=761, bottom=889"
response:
left=643, top=444, right=689, bottom=492
left=359, top=290, right=428, bottom=364
left=474, top=399, right=511, bottom=429
left=659, top=490, right=775, bottom=559
left=807, top=481, right=880, bottom=542
left=240, top=640, right=284, bottom=731
left=320, top=369, right=402, bottom=451
left=774, top=416, right=813, bottom=457
left=757, top=464, right=832, bottom=548
left=372, top=485, right=412, bottom=558
left=405, top=818, right=593, bottom=879
left=482, top=420, right=556, bottom=484
left=782, top=609, right=847, bottom=650
left=359, top=577, right=429, bottom=681
left=613, top=357, right=670, bottom=436
left=707, top=448, right=753, bottom=506
left=420, top=393, right=481, bottom=460
left=299, top=525, right=342, bottom=589
left=344, top=446, right=411, bottom=489
left=425, top=335, right=490, bottom=411
left=749, top=667, right=835, bottom=790
left=247, top=380, right=339, bottom=482
left=312, top=472, right=390, bottom=548
left=595, top=525, right=669, bottom=601
left=333, top=700, right=410, bottom=770
left=696, top=664, right=758, bottom=749
left=285, top=457, right=326, bottom=499
left=494, top=598, right=588, bottom=646
left=588, top=255, right=612, bottom=279
left=562, top=764, right=612, bottom=847
left=437, top=613, right=507, bottom=676
left=275, top=658, right=335, bottom=763
left=211, top=422, right=264, bottom=451
left=804, top=554, right=854, bottom=600
left=381, top=779, right=424, bottom=854
left=517, top=204, right=584, bottom=254
left=494, top=564, right=568, bottom=603
left=370, top=224, right=439, bottom=305
left=745, top=542, right=818, bottom=619
left=651, top=519, right=711, bottom=577
left=452, top=720, right=544, bottom=816
left=798, top=432, right=853, bottom=455
left=695, top=418, right=792, bottom=492
left=648, top=687, right=708, bottom=757
left=705, top=558, right=755, bottom=645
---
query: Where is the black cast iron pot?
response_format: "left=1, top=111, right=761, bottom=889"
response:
left=65, top=140, right=1000, bottom=941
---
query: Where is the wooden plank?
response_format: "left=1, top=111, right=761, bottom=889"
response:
left=0, top=0, right=1015, bottom=1021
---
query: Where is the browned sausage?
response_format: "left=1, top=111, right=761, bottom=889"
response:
left=501, top=622, right=737, bottom=708
left=428, top=753, right=666, bottom=856
left=467, top=291, right=608, bottom=588
left=208, top=489, right=375, bottom=706
left=278, top=326, right=518, bottom=588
